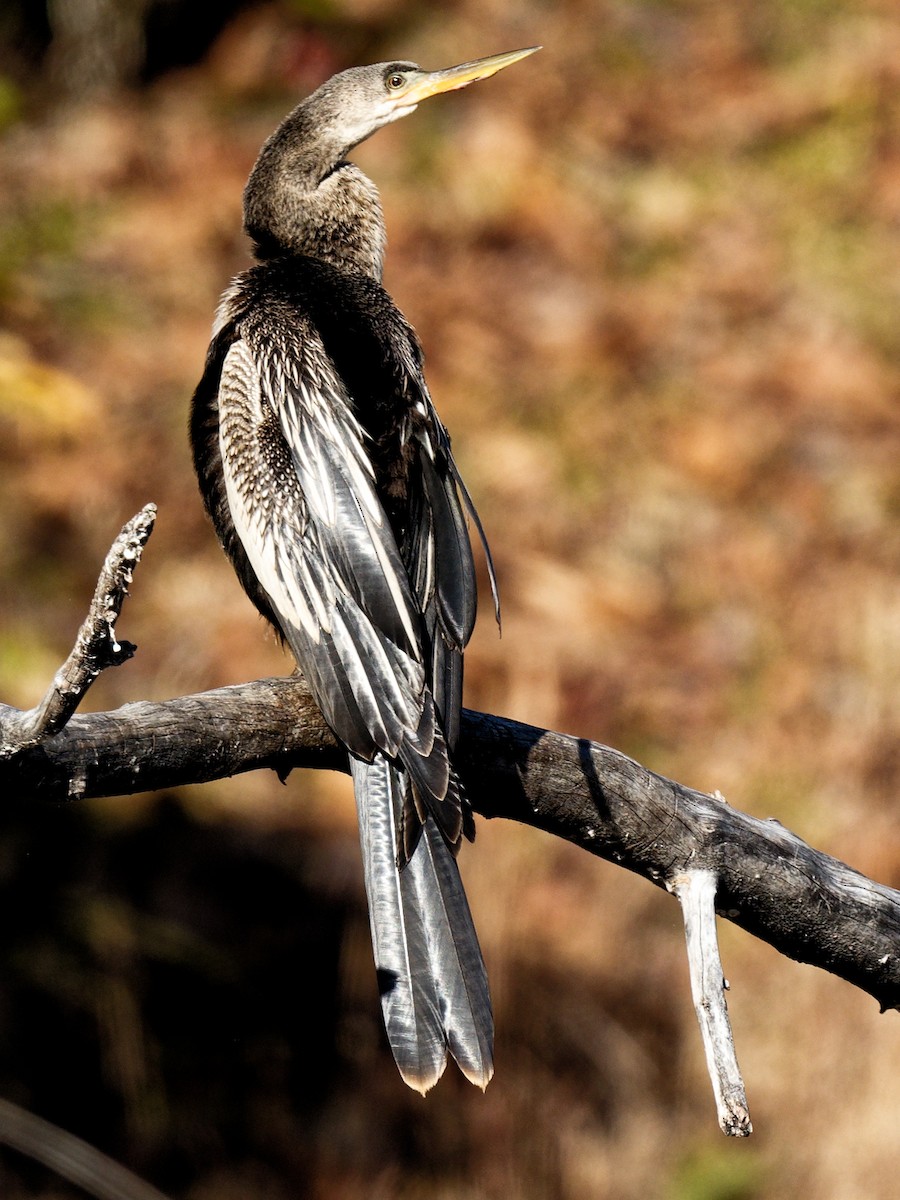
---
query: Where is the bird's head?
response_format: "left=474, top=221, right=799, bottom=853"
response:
left=310, top=46, right=541, bottom=155
left=244, top=45, right=539, bottom=269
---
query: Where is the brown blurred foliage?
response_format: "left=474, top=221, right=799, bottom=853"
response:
left=1, top=1, right=900, bottom=1197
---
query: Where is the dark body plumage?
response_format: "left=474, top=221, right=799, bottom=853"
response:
left=190, top=50, right=535, bottom=1091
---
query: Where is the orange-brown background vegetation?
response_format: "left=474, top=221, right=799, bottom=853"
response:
left=1, top=1, right=899, bottom=1197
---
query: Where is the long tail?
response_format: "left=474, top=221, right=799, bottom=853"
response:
left=350, top=754, right=493, bottom=1094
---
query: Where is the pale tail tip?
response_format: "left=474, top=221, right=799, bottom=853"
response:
left=399, top=1058, right=493, bottom=1094
left=399, top=1061, right=447, bottom=1097
left=459, top=1062, right=494, bottom=1092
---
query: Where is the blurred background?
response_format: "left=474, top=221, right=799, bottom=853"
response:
left=0, top=0, right=899, bottom=1196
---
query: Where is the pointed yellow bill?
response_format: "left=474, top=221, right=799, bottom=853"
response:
left=400, top=46, right=541, bottom=105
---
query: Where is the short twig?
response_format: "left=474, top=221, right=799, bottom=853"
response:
left=671, top=869, right=752, bottom=1136
left=0, top=505, right=156, bottom=757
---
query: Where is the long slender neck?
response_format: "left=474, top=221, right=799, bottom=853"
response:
left=243, top=106, right=387, bottom=281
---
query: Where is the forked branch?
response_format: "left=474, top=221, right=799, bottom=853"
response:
left=0, top=504, right=156, bottom=758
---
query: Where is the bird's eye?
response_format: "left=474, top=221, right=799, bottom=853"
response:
left=386, top=73, right=405, bottom=90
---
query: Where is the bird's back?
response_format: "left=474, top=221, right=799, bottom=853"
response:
left=191, top=254, right=482, bottom=828
left=208, top=256, right=429, bottom=523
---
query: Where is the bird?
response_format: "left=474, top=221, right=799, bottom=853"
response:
left=190, top=46, right=538, bottom=1094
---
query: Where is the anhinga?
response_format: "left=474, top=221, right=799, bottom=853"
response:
left=190, top=46, right=538, bottom=1093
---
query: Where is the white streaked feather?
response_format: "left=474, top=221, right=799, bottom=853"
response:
left=220, top=342, right=324, bottom=643
left=294, top=548, right=336, bottom=630
left=274, top=361, right=423, bottom=650
left=363, top=508, right=421, bottom=650
left=342, top=446, right=382, bottom=521
left=277, top=545, right=325, bottom=641
left=217, top=330, right=433, bottom=761
left=421, top=512, right=435, bottom=607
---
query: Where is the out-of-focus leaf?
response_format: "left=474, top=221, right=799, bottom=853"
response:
left=0, top=333, right=99, bottom=442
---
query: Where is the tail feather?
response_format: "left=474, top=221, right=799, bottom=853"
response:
left=405, top=818, right=493, bottom=1087
left=351, top=755, right=493, bottom=1093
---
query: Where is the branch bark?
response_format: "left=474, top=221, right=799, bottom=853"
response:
left=4, top=510, right=900, bottom=1137
left=4, top=674, right=900, bottom=1018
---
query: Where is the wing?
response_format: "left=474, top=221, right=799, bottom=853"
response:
left=216, top=316, right=468, bottom=850
left=402, top=390, right=501, bottom=750
left=217, top=328, right=425, bottom=752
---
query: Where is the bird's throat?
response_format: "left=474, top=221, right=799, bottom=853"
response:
left=245, top=151, right=387, bottom=279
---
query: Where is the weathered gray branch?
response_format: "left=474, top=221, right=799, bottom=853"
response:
left=0, top=504, right=156, bottom=758
left=671, top=870, right=751, bottom=1136
left=4, top=673, right=900, bottom=1020
left=4, top=508, right=900, bottom=1138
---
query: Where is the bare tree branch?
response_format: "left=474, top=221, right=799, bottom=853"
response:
left=0, top=504, right=156, bottom=758
left=4, top=509, right=900, bottom=1137
left=0, top=1097, right=172, bottom=1200
left=671, top=870, right=751, bottom=1136
left=4, top=675, right=900, bottom=1019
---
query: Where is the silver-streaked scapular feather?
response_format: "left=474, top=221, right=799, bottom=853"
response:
left=190, top=47, right=539, bottom=1092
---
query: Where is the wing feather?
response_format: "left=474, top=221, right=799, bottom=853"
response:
left=216, top=276, right=494, bottom=850
left=417, top=432, right=477, bottom=648
left=217, top=331, right=446, bottom=782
